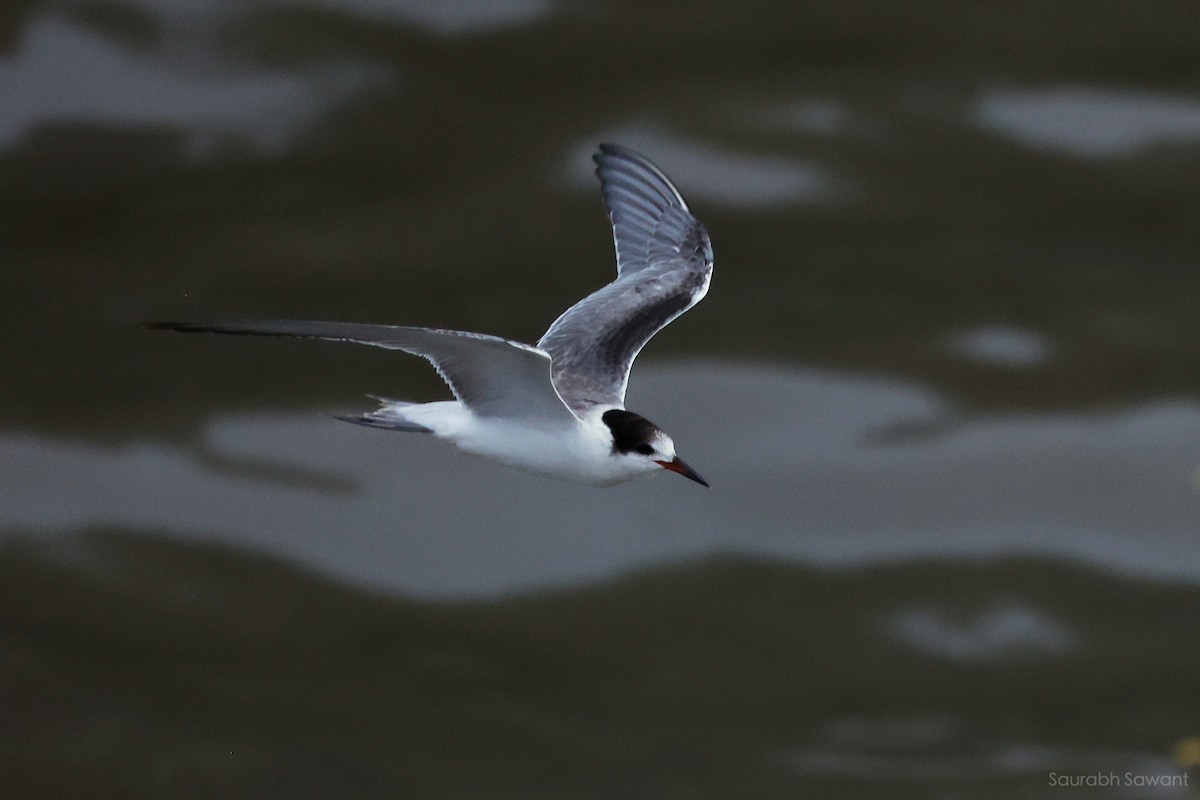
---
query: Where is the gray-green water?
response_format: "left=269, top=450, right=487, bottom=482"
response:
left=2, top=1, right=1199, bottom=797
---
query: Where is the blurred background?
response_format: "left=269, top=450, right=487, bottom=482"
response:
left=3, top=0, right=1200, bottom=797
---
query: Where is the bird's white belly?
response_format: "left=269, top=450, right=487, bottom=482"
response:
left=385, top=401, right=647, bottom=485
left=459, top=421, right=625, bottom=485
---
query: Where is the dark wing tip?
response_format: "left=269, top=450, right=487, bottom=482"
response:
left=592, top=142, right=659, bottom=174
left=592, top=142, right=689, bottom=213
left=141, top=320, right=216, bottom=333
left=595, top=142, right=643, bottom=161
left=592, top=143, right=662, bottom=180
left=140, top=320, right=287, bottom=338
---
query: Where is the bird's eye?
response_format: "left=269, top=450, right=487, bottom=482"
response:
left=633, top=444, right=655, bottom=456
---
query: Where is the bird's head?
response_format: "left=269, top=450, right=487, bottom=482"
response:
left=601, top=409, right=708, bottom=487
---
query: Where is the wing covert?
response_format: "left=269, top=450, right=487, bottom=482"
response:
left=538, top=144, right=713, bottom=412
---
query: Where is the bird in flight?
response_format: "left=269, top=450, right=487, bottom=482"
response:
left=147, top=144, right=713, bottom=487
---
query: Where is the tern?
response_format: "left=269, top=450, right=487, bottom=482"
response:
left=147, top=144, right=713, bottom=487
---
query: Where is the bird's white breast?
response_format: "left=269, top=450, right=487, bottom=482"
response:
left=379, top=401, right=651, bottom=485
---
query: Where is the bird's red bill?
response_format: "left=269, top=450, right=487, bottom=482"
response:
left=655, top=456, right=709, bottom=487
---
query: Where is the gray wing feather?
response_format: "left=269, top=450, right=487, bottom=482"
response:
left=537, top=144, right=713, bottom=412
left=146, top=320, right=577, bottom=421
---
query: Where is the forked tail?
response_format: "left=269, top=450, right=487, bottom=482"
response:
left=333, top=396, right=432, bottom=433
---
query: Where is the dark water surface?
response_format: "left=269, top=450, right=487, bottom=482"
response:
left=3, top=1, right=1199, bottom=797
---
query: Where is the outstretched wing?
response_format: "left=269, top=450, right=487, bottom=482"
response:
left=537, top=144, right=713, bottom=413
left=145, top=320, right=578, bottom=422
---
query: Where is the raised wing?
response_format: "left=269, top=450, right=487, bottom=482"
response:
left=145, top=320, right=578, bottom=422
left=537, top=144, right=713, bottom=412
